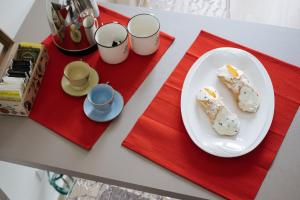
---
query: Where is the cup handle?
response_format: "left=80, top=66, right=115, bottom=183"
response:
left=63, top=72, right=71, bottom=82
left=87, top=68, right=91, bottom=80
left=110, top=90, right=115, bottom=105
left=94, top=18, right=99, bottom=28
left=105, top=82, right=115, bottom=104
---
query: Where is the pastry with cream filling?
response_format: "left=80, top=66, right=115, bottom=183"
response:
left=196, top=86, right=240, bottom=136
left=217, top=64, right=260, bottom=113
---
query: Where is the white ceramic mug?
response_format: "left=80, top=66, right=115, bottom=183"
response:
left=83, top=15, right=99, bottom=45
left=127, top=14, right=160, bottom=56
left=94, top=22, right=129, bottom=64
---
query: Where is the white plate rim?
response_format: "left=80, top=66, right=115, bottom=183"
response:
left=180, top=47, right=275, bottom=158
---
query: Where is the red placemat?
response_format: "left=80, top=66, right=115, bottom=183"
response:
left=29, top=5, right=175, bottom=150
left=122, top=31, right=300, bottom=200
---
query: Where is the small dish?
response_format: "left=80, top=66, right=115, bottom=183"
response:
left=61, top=67, right=99, bottom=97
left=83, top=90, right=124, bottom=122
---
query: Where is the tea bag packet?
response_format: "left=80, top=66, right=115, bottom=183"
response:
left=2, top=77, right=26, bottom=84
left=0, top=42, right=41, bottom=102
left=7, top=69, right=30, bottom=78
left=0, top=77, right=25, bottom=102
left=8, top=42, right=41, bottom=80
left=17, top=42, right=41, bottom=64
left=9, top=59, right=33, bottom=78
left=12, top=59, right=32, bottom=70
left=0, top=29, right=47, bottom=116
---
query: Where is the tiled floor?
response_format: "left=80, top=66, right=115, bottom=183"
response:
left=67, top=179, right=179, bottom=200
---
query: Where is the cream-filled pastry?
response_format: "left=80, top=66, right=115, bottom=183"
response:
left=217, top=64, right=260, bottom=113
left=196, top=86, right=240, bottom=136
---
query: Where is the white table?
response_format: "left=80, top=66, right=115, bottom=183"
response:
left=1, top=1, right=300, bottom=199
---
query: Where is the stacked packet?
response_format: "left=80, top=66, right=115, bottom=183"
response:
left=0, top=59, right=32, bottom=101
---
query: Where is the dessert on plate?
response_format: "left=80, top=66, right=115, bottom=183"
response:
left=217, top=64, right=260, bottom=113
left=196, top=86, right=240, bottom=136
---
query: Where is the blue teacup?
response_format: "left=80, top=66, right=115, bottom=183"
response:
left=87, top=84, right=115, bottom=114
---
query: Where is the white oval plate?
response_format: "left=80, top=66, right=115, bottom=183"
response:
left=181, top=47, right=274, bottom=157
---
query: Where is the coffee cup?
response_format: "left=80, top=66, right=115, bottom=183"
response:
left=64, top=61, right=90, bottom=90
left=127, top=14, right=160, bottom=56
left=87, top=83, right=115, bottom=113
left=83, top=15, right=98, bottom=45
left=94, top=22, right=129, bottom=64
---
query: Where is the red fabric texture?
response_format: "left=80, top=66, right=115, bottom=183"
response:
left=122, top=31, right=300, bottom=200
left=29, top=6, right=175, bottom=150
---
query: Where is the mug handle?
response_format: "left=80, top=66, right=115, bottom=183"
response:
left=94, top=18, right=99, bottom=28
